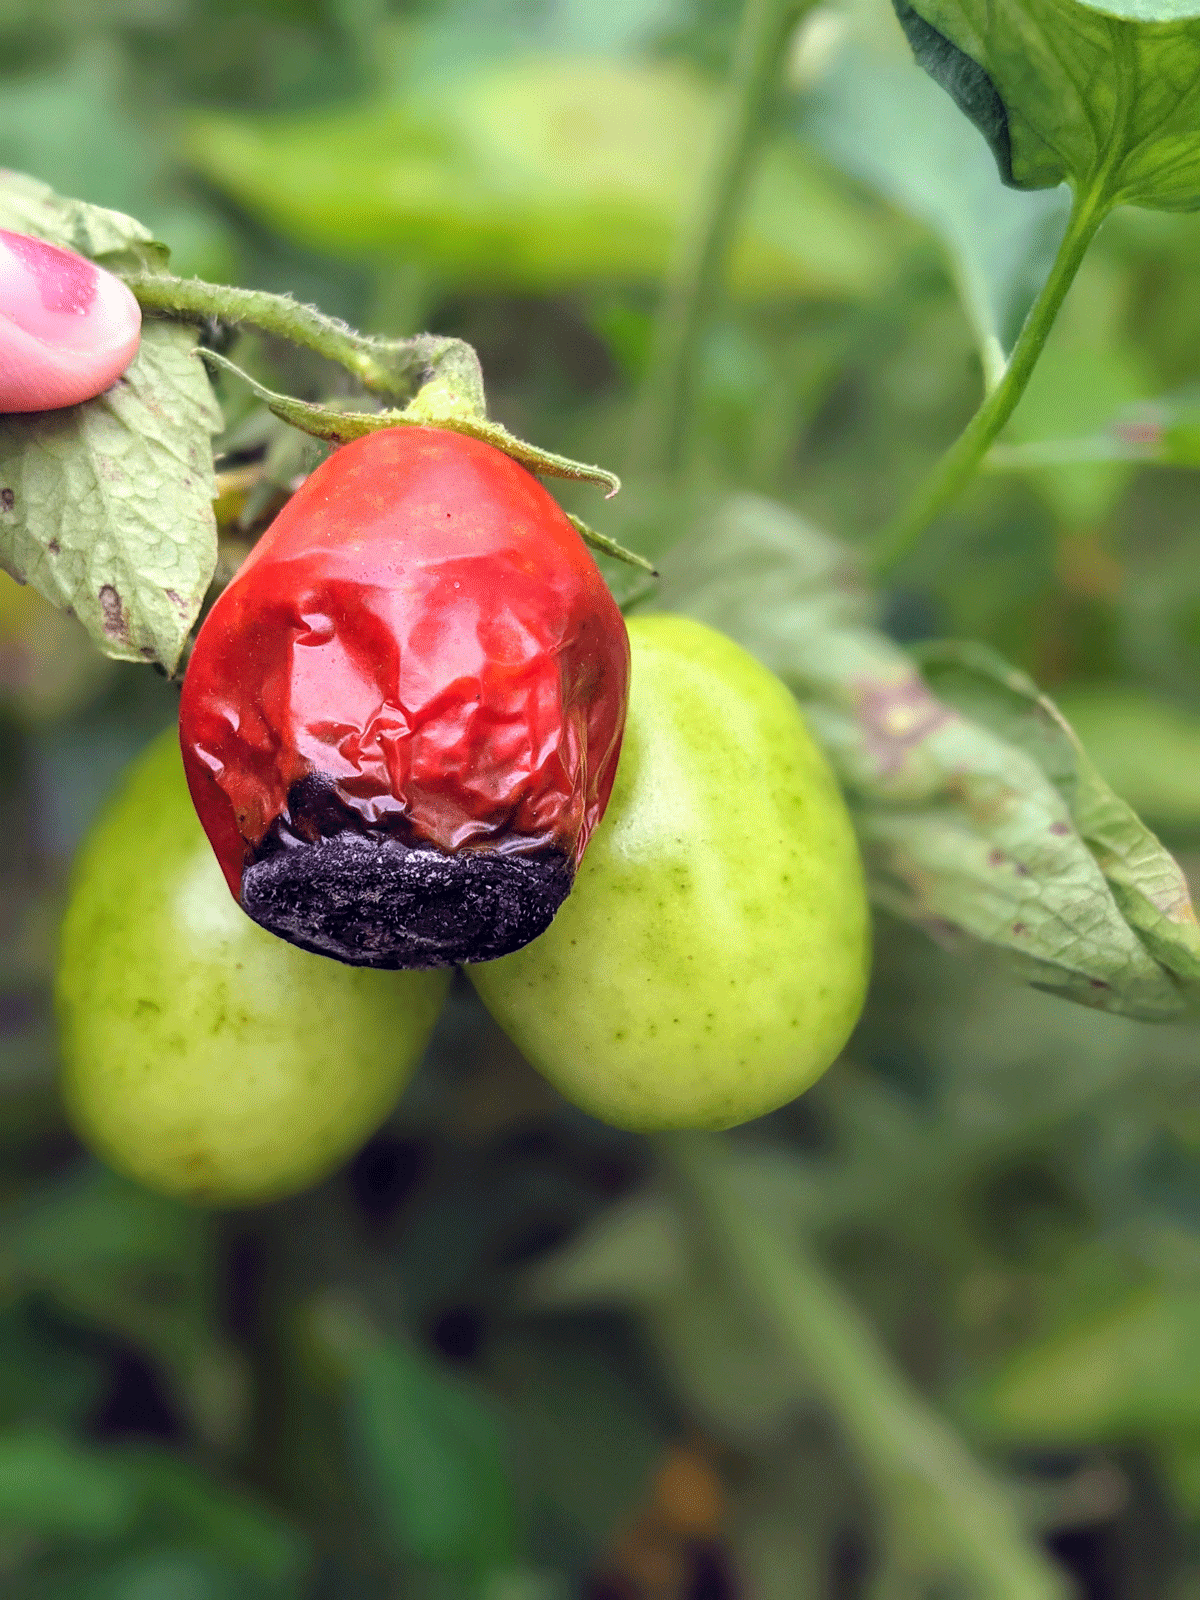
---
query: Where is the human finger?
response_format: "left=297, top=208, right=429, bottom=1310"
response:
left=0, top=228, right=142, bottom=413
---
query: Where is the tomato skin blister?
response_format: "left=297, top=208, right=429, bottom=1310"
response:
left=179, top=426, right=630, bottom=969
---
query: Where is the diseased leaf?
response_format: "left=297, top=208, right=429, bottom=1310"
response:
left=648, top=494, right=1198, bottom=1019
left=916, top=640, right=1200, bottom=997
left=0, top=321, right=222, bottom=673
left=802, top=43, right=1070, bottom=379
left=0, top=168, right=167, bottom=274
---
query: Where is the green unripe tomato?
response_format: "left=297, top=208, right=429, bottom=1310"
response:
left=468, top=615, right=871, bottom=1131
left=56, top=730, right=450, bottom=1204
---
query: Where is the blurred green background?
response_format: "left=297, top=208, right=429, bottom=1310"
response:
left=7, top=1, right=1200, bottom=1596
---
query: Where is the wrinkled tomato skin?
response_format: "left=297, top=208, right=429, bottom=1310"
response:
left=178, top=426, right=630, bottom=969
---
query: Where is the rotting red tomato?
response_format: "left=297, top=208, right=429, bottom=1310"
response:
left=179, top=425, right=630, bottom=969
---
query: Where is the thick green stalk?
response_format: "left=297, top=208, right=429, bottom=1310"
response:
left=635, top=0, right=815, bottom=477
left=870, top=183, right=1111, bottom=578
left=660, top=1132, right=1069, bottom=1600
left=120, top=270, right=486, bottom=409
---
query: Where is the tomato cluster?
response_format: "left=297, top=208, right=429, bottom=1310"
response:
left=57, top=427, right=871, bottom=1202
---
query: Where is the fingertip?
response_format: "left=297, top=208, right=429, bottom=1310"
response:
left=87, top=264, right=143, bottom=387
left=0, top=230, right=142, bottom=413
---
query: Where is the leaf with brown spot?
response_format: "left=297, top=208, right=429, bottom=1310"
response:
left=917, top=638, right=1200, bottom=1001
left=649, top=494, right=1196, bottom=1020
left=97, top=585, right=128, bottom=644
left=0, top=321, right=221, bottom=672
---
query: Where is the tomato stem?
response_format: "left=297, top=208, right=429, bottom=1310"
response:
left=118, top=269, right=487, bottom=410
left=870, top=182, right=1112, bottom=578
left=659, top=1131, right=1070, bottom=1600
left=634, top=0, right=818, bottom=478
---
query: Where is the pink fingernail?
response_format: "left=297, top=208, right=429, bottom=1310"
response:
left=1, top=228, right=99, bottom=323
left=0, top=230, right=142, bottom=412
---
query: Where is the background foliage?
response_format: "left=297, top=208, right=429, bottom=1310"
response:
left=6, top=0, right=1200, bottom=1596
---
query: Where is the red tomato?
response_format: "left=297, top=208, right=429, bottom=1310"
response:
left=179, top=427, right=630, bottom=969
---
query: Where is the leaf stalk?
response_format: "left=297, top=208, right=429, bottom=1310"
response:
left=870, top=183, right=1111, bottom=577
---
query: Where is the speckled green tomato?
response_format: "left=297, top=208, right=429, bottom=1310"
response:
left=56, top=730, right=450, bottom=1205
left=468, top=614, right=871, bottom=1130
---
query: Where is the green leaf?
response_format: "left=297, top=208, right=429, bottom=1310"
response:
left=894, top=0, right=1200, bottom=210
left=0, top=1429, right=138, bottom=1538
left=522, top=1174, right=812, bottom=1450
left=184, top=57, right=887, bottom=300
left=993, top=336, right=1150, bottom=521
left=803, top=43, right=1071, bottom=378
left=1, top=1165, right=248, bottom=1451
left=0, top=321, right=222, bottom=673
left=0, top=1431, right=306, bottom=1583
left=972, top=1288, right=1200, bottom=1443
left=128, top=1452, right=308, bottom=1587
left=1154, top=1433, right=1200, bottom=1519
left=0, top=169, right=167, bottom=276
left=0, top=47, right=232, bottom=282
left=403, top=0, right=683, bottom=67
left=492, top=1322, right=668, bottom=1563
left=0, top=1307, right=108, bottom=1431
left=989, top=385, right=1200, bottom=473
left=522, top=1191, right=687, bottom=1310
left=659, top=1132, right=1067, bottom=1600
left=39, top=1549, right=283, bottom=1600
left=649, top=494, right=1199, bottom=1019
left=347, top=1339, right=520, bottom=1572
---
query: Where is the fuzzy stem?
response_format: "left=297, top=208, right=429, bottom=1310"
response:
left=120, top=271, right=486, bottom=410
